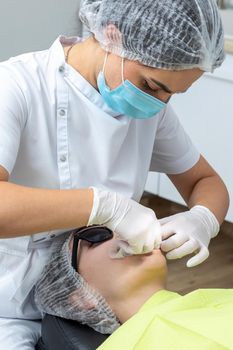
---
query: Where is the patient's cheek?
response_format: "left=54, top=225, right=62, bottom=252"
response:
left=78, top=245, right=108, bottom=281
left=78, top=245, right=122, bottom=296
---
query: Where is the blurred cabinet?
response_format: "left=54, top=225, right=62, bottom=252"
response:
left=145, top=54, right=233, bottom=223
left=145, top=172, right=160, bottom=195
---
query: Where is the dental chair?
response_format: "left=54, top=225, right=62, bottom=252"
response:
left=36, top=314, right=109, bottom=350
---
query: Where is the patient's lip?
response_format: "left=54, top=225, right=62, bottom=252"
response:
left=143, top=250, right=158, bottom=256
left=141, top=249, right=162, bottom=257
left=123, top=249, right=161, bottom=258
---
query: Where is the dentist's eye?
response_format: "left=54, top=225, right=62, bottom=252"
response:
left=142, top=80, right=161, bottom=94
left=142, top=80, right=153, bottom=91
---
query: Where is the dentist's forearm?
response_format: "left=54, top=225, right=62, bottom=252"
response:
left=0, top=182, right=93, bottom=238
left=187, top=174, right=229, bottom=224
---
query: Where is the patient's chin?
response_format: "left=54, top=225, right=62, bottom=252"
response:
left=140, top=249, right=167, bottom=276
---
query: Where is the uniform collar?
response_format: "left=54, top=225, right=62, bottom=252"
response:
left=48, top=35, right=79, bottom=70
left=49, top=36, right=125, bottom=119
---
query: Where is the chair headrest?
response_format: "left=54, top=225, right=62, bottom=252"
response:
left=40, top=314, right=109, bottom=350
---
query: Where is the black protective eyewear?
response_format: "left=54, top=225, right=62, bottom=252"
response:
left=71, top=225, right=113, bottom=271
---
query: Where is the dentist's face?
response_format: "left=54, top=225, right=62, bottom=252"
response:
left=103, top=53, right=203, bottom=103
left=75, top=235, right=167, bottom=303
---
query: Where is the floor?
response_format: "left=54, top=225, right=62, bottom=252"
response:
left=141, top=193, right=233, bottom=295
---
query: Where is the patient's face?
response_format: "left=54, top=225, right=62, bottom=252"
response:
left=75, top=235, right=167, bottom=305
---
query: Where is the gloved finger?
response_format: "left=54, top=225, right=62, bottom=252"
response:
left=144, top=220, right=162, bottom=251
left=158, top=215, right=177, bottom=226
left=186, top=245, right=209, bottom=268
left=166, top=239, right=200, bottom=260
left=159, top=223, right=178, bottom=240
left=142, top=230, right=160, bottom=254
left=109, top=240, right=134, bottom=259
left=114, top=247, right=134, bottom=258
left=141, top=234, right=155, bottom=253
left=127, top=220, right=162, bottom=254
left=161, top=232, right=189, bottom=252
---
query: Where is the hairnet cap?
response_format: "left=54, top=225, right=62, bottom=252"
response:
left=79, top=0, right=225, bottom=72
left=34, top=234, right=120, bottom=334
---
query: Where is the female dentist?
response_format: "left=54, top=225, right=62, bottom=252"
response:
left=0, top=0, right=229, bottom=348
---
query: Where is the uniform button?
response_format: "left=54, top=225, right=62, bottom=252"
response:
left=59, top=109, right=66, bottom=116
left=59, top=65, right=65, bottom=73
left=60, top=155, right=67, bottom=162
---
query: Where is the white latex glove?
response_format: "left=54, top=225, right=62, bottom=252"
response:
left=88, top=187, right=162, bottom=257
left=159, top=205, right=220, bottom=268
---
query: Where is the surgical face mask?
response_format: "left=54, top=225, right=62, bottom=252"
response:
left=97, top=54, right=167, bottom=119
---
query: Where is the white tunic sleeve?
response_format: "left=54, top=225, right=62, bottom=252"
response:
left=150, top=104, right=200, bottom=174
left=0, top=65, right=27, bottom=174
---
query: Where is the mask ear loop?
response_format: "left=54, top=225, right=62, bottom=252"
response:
left=121, top=57, right=125, bottom=84
left=102, top=52, right=108, bottom=74
left=102, top=52, right=125, bottom=85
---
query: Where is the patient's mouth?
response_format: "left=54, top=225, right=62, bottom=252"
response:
left=143, top=252, right=153, bottom=256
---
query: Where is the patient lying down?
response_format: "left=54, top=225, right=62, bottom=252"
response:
left=35, top=226, right=233, bottom=349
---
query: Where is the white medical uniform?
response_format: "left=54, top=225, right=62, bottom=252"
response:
left=0, top=36, right=200, bottom=349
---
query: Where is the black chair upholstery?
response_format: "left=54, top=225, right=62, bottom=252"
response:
left=36, top=314, right=109, bottom=350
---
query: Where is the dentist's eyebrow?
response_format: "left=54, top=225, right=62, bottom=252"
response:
left=149, top=78, right=173, bottom=93
left=149, top=78, right=188, bottom=94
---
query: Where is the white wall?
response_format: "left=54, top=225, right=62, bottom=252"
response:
left=146, top=54, right=233, bottom=223
left=0, top=0, right=81, bottom=61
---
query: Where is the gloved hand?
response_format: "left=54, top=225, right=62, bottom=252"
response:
left=88, top=187, right=161, bottom=258
left=159, top=205, right=220, bottom=267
